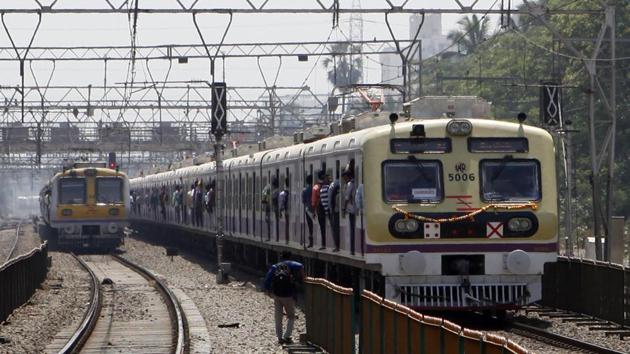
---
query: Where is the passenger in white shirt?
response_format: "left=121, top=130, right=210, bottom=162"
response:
left=342, top=170, right=356, bottom=255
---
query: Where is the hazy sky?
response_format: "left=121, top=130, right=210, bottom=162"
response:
left=0, top=0, right=523, bottom=122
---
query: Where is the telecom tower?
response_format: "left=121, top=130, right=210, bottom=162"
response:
left=349, top=0, right=364, bottom=83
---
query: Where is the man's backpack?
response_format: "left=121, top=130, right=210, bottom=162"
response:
left=271, top=262, right=293, bottom=297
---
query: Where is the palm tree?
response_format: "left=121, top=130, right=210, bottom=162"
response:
left=447, top=14, right=491, bottom=55
left=322, top=42, right=363, bottom=88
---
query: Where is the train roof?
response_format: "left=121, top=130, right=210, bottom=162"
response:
left=130, top=117, right=552, bottom=186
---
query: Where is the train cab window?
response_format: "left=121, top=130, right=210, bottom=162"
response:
left=382, top=161, right=443, bottom=203
left=59, top=178, right=86, bottom=204
left=96, top=177, right=124, bottom=204
left=480, top=159, right=541, bottom=202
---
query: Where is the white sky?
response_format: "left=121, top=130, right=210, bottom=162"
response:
left=0, top=0, right=522, bottom=121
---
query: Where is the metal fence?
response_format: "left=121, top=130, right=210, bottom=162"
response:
left=0, top=242, right=49, bottom=323
left=360, top=290, right=526, bottom=354
left=542, top=256, right=628, bottom=326
left=304, top=277, right=356, bottom=354
left=303, top=278, right=526, bottom=354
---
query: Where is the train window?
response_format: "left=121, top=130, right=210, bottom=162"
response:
left=59, top=178, right=86, bottom=204
left=480, top=159, right=541, bottom=202
left=382, top=160, right=443, bottom=203
left=390, top=138, right=452, bottom=154
left=96, top=177, right=124, bottom=204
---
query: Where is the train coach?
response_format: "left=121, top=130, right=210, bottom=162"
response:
left=131, top=114, right=558, bottom=311
left=40, top=166, right=130, bottom=248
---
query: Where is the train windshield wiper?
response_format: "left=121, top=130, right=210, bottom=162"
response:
left=490, top=159, right=511, bottom=182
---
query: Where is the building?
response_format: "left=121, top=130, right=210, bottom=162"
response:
left=410, top=13, right=450, bottom=59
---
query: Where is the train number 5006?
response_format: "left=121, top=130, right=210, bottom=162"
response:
left=448, top=173, right=475, bottom=182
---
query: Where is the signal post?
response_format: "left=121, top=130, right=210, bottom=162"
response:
left=211, top=82, right=229, bottom=284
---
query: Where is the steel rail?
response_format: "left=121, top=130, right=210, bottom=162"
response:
left=509, top=320, right=626, bottom=354
left=60, top=254, right=187, bottom=354
left=113, top=255, right=187, bottom=354
left=59, top=253, right=102, bottom=354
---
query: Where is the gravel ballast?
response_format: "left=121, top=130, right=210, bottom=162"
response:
left=0, top=252, right=91, bottom=353
left=120, top=235, right=307, bottom=354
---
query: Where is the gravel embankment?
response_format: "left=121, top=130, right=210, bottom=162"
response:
left=14, top=223, right=44, bottom=258
left=511, top=311, right=630, bottom=353
left=120, top=235, right=306, bottom=354
left=455, top=310, right=630, bottom=353
left=0, top=252, right=91, bottom=353
left=0, top=222, right=42, bottom=264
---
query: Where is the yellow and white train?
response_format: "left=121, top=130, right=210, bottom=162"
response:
left=131, top=115, right=558, bottom=310
left=40, top=166, right=130, bottom=248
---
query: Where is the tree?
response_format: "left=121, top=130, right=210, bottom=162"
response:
left=427, top=0, right=630, bottom=239
left=322, top=42, right=363, bottom=88
left=446, top=14, right=491, bottom=55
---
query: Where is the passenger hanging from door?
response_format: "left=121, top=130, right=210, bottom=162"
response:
left=279, top=177, right=290, bottom=244
left=312, top=170, right=328, bottom=250
left=271, top=176, right=280, bottom=242
left=342, top=169, right=356, bottom=255
left=302, top=174, right=314, bottom=248
left=328, top=170, right=341, bottom=252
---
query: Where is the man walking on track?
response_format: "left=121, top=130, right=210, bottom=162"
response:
left=263, top=251, right=304, bottom=345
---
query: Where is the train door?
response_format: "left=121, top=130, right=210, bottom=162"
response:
left=252, top=171, right=257, bottom=239
left=262, top=169, right=269, bottom=242
left=274, top=167, right=280, bottom=243
left=238, top=172, right=242, bottom=236
left=354, top=151, right=364, bottom=256
left=282, top=165, right=290, bottom=244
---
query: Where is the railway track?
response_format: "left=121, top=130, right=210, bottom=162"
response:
left=508, top=320, right=626, bottom=354
left=56, top=254, right=187, bottom=354
left=0, top=221, right=22, bottom=264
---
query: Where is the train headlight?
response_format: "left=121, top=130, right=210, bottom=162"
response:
left=395, top=219, right=420, bottom=233
left=506, top=249, right=531, bottom=274
left=405, top=219, right=420, bottom=232
left=507, top=218, right=532, bottom=232
left=106, top=223, right=119, bottom=234
left=63, top=224, right=77, bottom=234
left=399, top=250, right=426, bottom=274
left=62, top=209, right=73, bottom=216
left=446, top=120, right=473, bottom=136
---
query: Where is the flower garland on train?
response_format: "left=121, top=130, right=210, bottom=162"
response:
left=391, top=202, right=539, bottom=224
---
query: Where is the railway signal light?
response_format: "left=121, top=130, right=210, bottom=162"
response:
left=108, top=152, right=117, bottom=170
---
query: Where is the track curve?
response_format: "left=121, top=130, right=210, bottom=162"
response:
left=58, top=254, right=187, bottom=354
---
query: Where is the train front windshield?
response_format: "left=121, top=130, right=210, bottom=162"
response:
left=383, top=161, right=442, bottom=203
left=59, top=178, right=86, bottom=204
left=481, top=160, right=541, bottom=202
left=96, top=177, right=124, bottom=204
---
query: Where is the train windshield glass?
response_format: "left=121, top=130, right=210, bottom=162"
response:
left=96, top=177, right=124, bottom=204
left=481, top=160, right=541, bottom=201
left=382, top=161, right=442, bottom=203
left=59, top=178, right=86, bottom=204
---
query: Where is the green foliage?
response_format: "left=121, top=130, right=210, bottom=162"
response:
left=425, top=1, right=630, bottom=232
left=322, top=42, right=363, bottom=87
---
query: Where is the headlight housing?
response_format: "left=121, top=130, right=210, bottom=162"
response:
left=394, top=219, right=421, bottom=233
left=106, top=223, right=119, bottom=234
left=507, top=217, right=532, bottom=232
left=63, top=224, right=77, bottom=234
left=446, top=120, right=473, bottom=136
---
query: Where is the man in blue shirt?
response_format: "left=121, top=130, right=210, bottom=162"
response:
left=263, top=251, right=304, bottom=344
